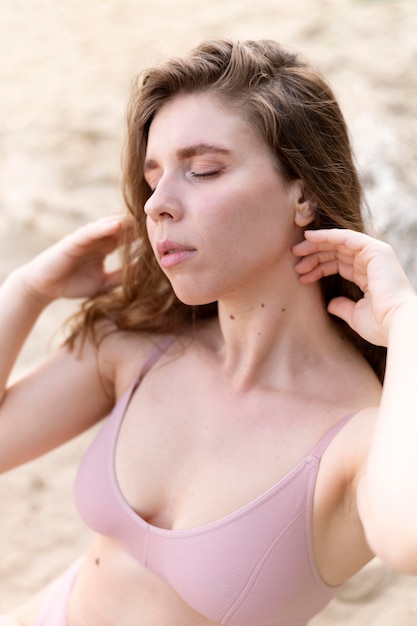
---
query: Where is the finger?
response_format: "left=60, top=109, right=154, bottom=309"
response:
left=295, top=251, right=358, bottom=276
left=327, top=296, right=357, bottom=326
left=296, top=259, right=341, bottom=284
left=68, top=215, right=134, bottom=248
left=97, top=214, right=135, bottom=237
left=62, top=218, right=135, bottom=262
left=303, top=228, right=371, bottom=251
left=295, top=250, right=343, bottom=274
left=102, top=268, right=124, bottom=291
left=292, top=239, right=332, bottom=257
left=293, top=239, right=358, bottom=262
left=297, top=257, right=368, bottom=290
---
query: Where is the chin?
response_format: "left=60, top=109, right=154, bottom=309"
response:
left=179, top=295, right=217, bottom=308
left=173, top=288, right=217, bottom=308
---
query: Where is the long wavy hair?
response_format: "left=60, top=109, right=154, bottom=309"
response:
left=67, top=38, right=386, bottom=380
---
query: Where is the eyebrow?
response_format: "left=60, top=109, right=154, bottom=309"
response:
left=144, top=143, right=231, bottom=172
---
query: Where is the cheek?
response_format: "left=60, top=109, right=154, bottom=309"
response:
left=214, top=192, right=291, bottom=265
left=206, top=186, right=258, bottom=224
left=211, top=189, right=276, bottom=240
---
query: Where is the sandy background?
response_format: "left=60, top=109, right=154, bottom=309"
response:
left=0, top=0, right=417, bottom=621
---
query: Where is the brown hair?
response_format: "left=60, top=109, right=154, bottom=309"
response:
left=67, top=38, right=386, bottom=380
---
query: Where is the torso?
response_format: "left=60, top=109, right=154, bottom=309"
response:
left=41, top=321, right=383, bottom=625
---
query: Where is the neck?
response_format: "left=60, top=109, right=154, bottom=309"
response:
left=214, top=276, right=341, bottom=391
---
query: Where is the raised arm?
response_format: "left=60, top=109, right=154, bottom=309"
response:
left=0, top=215, right=130, bottom=472
left=293, top=228, right=417, bottom=574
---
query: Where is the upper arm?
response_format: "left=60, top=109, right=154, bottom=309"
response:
left=313, top=408, right=378, bottom=583
left=355, top=405, right=417, bottom=573
left=0, top=331, right=116, bottom=473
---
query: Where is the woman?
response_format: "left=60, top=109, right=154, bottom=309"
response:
left=1, top=38, right=416, bottom=626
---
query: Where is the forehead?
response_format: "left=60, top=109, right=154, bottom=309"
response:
left=146, top=92, right=258, bottom=154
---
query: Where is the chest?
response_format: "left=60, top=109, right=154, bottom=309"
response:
left=114, top=361, right=342, bottom=531
left=74, top=374, right=341, bottom=626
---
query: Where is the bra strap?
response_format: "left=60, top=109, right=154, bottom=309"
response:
left=135, top=335, right=178, bottom=384
left=311, top=413, right=354, bottom=459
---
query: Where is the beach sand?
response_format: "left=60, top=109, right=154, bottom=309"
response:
left=1, top=0, right=416, bottom=621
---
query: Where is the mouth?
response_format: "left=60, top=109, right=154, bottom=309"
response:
left=166, top=247, right=189, bottom=255
left=156, top=240, right=196, bottom=268
left=157, top=240, right=194, bottom=256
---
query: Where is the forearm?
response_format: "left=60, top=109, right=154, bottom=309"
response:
left=359, top=296, right=417, bottom=571
left=0, top=268, right=50, bottom=401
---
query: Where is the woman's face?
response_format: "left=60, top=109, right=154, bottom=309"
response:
left=144, top=92, right=304, bottom=306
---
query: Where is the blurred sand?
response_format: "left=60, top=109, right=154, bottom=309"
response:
left=0, top=0, right=417, bottom=621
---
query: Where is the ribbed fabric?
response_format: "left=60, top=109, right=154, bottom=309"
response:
left=75, top=338, right=349, bottom=625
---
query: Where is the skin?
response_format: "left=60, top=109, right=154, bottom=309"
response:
left=144, top=94, right=311, bottom=311
left=1, top=93, right=417, bottom=625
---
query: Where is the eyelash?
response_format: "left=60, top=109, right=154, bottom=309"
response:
left=190, top=170, right=220, bottom=179
left=147, top=169, right=221, bottom=192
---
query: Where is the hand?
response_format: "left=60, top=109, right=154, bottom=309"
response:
left=292, top=228, right=416, bottom=346
left=17, top=215, right=134, bottom=303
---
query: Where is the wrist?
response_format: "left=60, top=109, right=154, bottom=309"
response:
left=5, top=267, right=54, bottom=310
left=386, top=294, right=417, bottom=342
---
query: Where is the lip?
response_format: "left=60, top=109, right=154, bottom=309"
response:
left=156, top=239, right=196, bottom=268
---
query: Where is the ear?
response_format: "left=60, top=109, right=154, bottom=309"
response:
left=292, top=180, right=316, bottom=228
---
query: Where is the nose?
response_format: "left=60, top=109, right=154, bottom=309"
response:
left=144, top=178, right=183, bottom=223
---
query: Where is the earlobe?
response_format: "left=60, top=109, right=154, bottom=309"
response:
left=293, top=181, right=316, bottom=228
left=295, top=203, right=315, bottom=228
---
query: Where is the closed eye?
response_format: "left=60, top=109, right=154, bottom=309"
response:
left=190, top=169, right=222, bottom=179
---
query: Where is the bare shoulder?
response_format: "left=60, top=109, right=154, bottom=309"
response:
left=318, top=354, right=381, bottom=503
left=96, top=320, right=202, bottom=399
left=336, top=356, right=382, bottom=483
left=326, top=405, right=379, bottom=484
